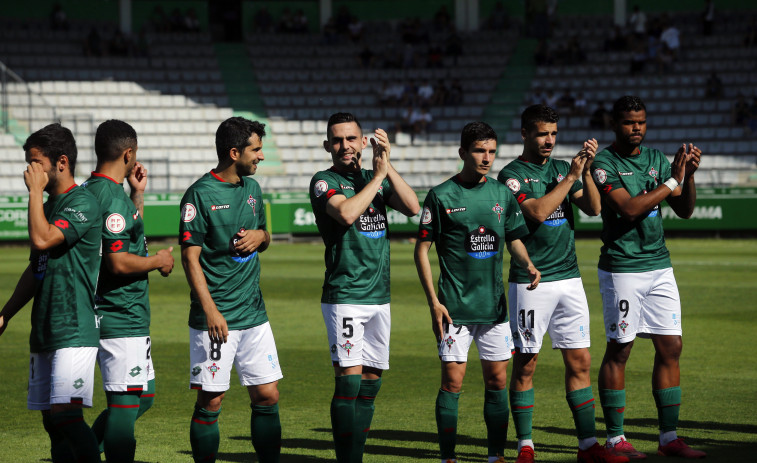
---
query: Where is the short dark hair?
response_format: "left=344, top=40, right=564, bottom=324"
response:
left=460, top=121, right=497, bottom=150
left=95, top=119, right=137, bottom=162
left=23, top=123, right=77, bottom=174
left=215, top=117, right=266, bottom=161
left=326, top=112, right=362, bottom=138
left=612, top=95, right=646, bottom=120
left=521, top=104, right=559, bottom=131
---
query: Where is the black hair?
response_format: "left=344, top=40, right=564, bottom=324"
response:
left=23, top=123, right=77, bottom=174
left=612, top=95, right=646, bottom=121
left=94, top=119, right=137, bottom=162
left=460, top=121, right=497, bottom=150
left=521, top=104, right=559, bottom=132
left=215, top=117, right=266, bottom=161
left=326, top=112, right=362, bottom=138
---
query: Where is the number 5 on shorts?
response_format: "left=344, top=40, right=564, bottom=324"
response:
left=342, top=317, right=353, bottom=338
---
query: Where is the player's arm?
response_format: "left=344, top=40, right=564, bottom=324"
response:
left=506, top=239, right=541, bottom=290
left=181, top=244, right=228, bottom=343
left=665, top=143, right=700, bottom=219
left=25, top=163, right=64, bottom=251
left=233, top=228, right=270, bottom=255
left=0, top=264, right=36, bottom=337
left=570, top=139, right=602, bottom=216
left=326, top=164, right=388, bottom=227
left=374, top=128, right=421, bottom=217
left=521, top=156, right=586, bottom=222
left=414, top=239, right=452, bottom=341
left=601, top=147, right=687, bottom=222
left=128, top=162, right=147, bottom=218
left=105, top=247, right=174, bottom=276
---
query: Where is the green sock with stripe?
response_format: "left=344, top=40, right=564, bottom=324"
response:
left=103, top=391, right=141, bottom=463
left=510, top=388, right=535, bottom=441
left=484, top=388, right=509, bottom=458
left=653, top=386, right=681, bottom=432
left=51, top=409, right=100, bottom=462
left=436, top=388, right=460, bottom=460
left=331, top=374, right=361, bottom=462
left=190, top=403, right=221, bottom=463
left=137, top=378, right=155, bottom=419
left=353, top=377, right=382, bottom=462
left=251, top=403, right=281, bottom=463
left=566, top=387, right=597, bottom=440
left=599, top=389, right=626, bottom=438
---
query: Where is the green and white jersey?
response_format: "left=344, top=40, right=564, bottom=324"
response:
left=179, top=171, right=268, bottom=331
left=418, top=176, right=528, bottom=324
left=498, top=157, right=582, bottom=283
left=309, top=168, right=394, bottom=305
left=29, top=184, right=102, bottom=353
left=590, top=145, right=672, bottom=272
left=82, top=173, right=150, bottom=339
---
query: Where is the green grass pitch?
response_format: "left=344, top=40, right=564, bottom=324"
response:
left=0, top=238, right=755, bottom=462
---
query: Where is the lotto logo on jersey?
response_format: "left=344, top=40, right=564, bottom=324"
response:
left=211, top=204, right=230, bottom=211
left=106, top=213, right=126, bottom=233
left=182, top=203, right=196, bottom=222
left=182, top=231, right=192, bottom=242
left=465, top=226, right=499, bottom=260
left=313, top=180, right=329, bottom=198
left=593, top=169, right=607, bottom=184
left=505, top=178, right=520, bottom=192
left=109, top=240, right=124, bottom=252
left=421, top=206, right=432, bottom=224
left=54, top=219, right=69, bottom=229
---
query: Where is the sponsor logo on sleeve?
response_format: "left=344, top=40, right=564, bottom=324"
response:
left=109, top=240, right=124, bottom=252
left=182, top=203, right=196, bottom=222
left=506, top=178, right=520, bottom=192
left=517, top=193, right=527, bottom=203
left=105, top=213, right=125, bottom=233
left=314, top=180, right=329, bottom=198
left=593, top=168, right=607, bottom=184
left=182, top=231, right=192, bottom=242
left=421, top=206, right=432, bottom=224
left=54, top=219, right=69, bottom=229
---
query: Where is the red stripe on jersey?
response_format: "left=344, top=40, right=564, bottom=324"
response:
left=572, top=398, right=595, bottom=409
left=192, top=418, right=218, bottom=426
left=110, top=404, right=140, bottom=409
left=70, top=398, right=83, bottom=404
left=190, top=384, right=202, bottom=390
left=126, top=387, right=142, bottom=391
left=616, top=407, right=625, bottom=413
left=141, top=393, right=156, bottom=398
left=333, top=395, right=357, bottom=400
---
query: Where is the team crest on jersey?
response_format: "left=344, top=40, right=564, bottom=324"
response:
left=556, top=174, right=565, bottom=183
left=207, top=363, right=220, bottom=378
left=314, top=179, right=329, bottom=197
left=593, top=169, right=607, bottom=184
left=182, top=203, right=196, bottom=222
left=421, top=206, right=432, bottom=224
left=649, top=167, right=658, bottom=178
left=619, top=320, right=629, bottom=334
left=340, top=340, right=354, bottom=356
left=444, top=336, right=455, bottom=351
left=248, top=195, right=256, bottom=213
left=505, top=178, right=520, bottom=192
left=106, top=213, right=125, bottom=233
left=522, top=329, right=533, bottom=341
left=492, top=203, right=504, bottom=223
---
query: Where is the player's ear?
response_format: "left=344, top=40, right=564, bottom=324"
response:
left=323, top=140, right=330, bottom=153
left=57, top=154, right=69, bottom=173
left=521, top=127, right=527, bottom=142
left=458, top=147, right=466, bottom=160
left=229, top=147, right=240, bottom=161
left=123, top=148, right=133, bottom=165
left=361, top=136, right=368, bottom=149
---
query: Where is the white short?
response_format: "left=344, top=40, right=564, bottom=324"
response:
left=438, top=322, right=514, bottom=362
left=28, top=347, right=98, bottom=410
left=598, top=268, right=682, bottom=343
left=189, top=322, right=283, bottom=392
left=98, top=336, right=152, bottom=392
left=508, top=278, right=591, bottom=353
left=321, top=303, right=391, bottom=370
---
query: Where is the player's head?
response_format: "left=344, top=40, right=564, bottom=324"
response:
left=216, top=117, right=266, bottom=176
left=459, top=121, right=497, bottom=178
left=95, top=119, right=138, bottom=171
left=324, top=112, right=367, bottom=173
left=520, top=104, right=559, bottom=161
left=23, top=123, right=77, bottom=191
left=611, top=95, right=647, bottom=148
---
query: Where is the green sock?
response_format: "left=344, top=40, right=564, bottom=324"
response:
left=331, top=374, right=361, bottom=463
left=103, top=391, right=141, bottom=463
left=190, top=404, right=221, bottom=463
left=566, top=387, right=596, bottom=440
left=137, top=378, right=156, bottom=419
left=250, top=403, right=281, bottom=463
left=50, top=409, right=100, bottom=463
left=510, top=388, right=535, bottom=441
left=436, top=388, right=460, bottom=460
left=599, top=389, right=626, bottom=438
left=42, top=412, right=76, bottom=463
left=484, top=388, right=509, bottom=457
left=353, top=378, right=382, bottom=462
left=91, top=408, right=107, bottom=453
left=653, top=387, right=681, bottom=433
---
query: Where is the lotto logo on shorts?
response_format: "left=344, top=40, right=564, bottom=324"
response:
left=73, top=378, right=84, bottom=389
left=191, top=366, right=202, bottom=376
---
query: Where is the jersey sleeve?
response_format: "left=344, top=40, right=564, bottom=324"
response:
left=310, top=171, right=344, bottom=210
left=102, top=196, right=135, bottom=254
left=254, top=182, right=267, bottom=231
left=503, top=190, right=529, bottom=241
left=591, top=155, right=622, bottom=195
left=498, top=167, right=534, bottom=204
left=658, top=150, right=673, bottom=182
left=179, top=188, right=207, bottom=246
left=49, top=191, right=101, bottom=245
left=417, top=190, right=441, bottom=242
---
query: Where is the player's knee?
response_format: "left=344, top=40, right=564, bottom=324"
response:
left=604, top=340, right=633, bottom=364
left=249, top=383, right=279, bottom=406
left=197, top=391, right=225, bottom=411
left=484, top=374, right=508, bottom=391
left=565, top=349, right=591, bottom=376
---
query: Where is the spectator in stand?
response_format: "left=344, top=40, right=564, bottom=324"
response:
left=278, top=8, right=295, bottom=33
left=411, top=107, right=433, bottom=136
left=605, top=26, right=628, bottom=52
left=50, top=3, right=68, bottom=30
left=574, top=92, right=588, bottom=115
left=434, top=5, right=452, bottom=31
left=590, top=101, right=611, bottom=130
left=531, top=87, right=547, bottom=106
left=448, top=79, right=464, bottom=106
left=359, top=45, right=376, bottom=68
left=169, top=8, right=184, bottom=32
left=567, top=37, right=586, bottom=63
left=660, top=18, right=681, bottom=61
left=292, top=9, right=308, bottom=33
left=83, top=27, right=104, bottom=57
left=628, top=5, right=647, bottom=38
left=702, top=0, right=715, bottom=36
left=150, top=6, right=170, bottom=33
left=732, top=94, right=750, bottom=127
left=445, top=28, right=463, bottom=63
left=534, top=39, right=552, bottom=66
left=417, top=80, right=435, bottom=107
left=108, top=29, right=131, bottom=56
left=184, top=8, right=200, bottom=32
left=432, top=80, right=449, bottom=106
left=254, top=7, right=274, bottom=33
left=705, top=72, right=724, bottom=99
left=428, top=44, right=445, bottom=68
left=322, top=17, right=339, bottom=45
left=348, top=16, right=364, bottom=42
left=557, top=89, right=577, bottom=115
left=629, top=41, right=647, bottom=75
left=544, top=90, right=559, bottom=108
